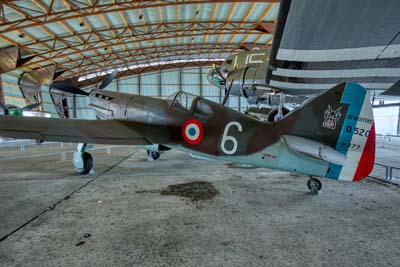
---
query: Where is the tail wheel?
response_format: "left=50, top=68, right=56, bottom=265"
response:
left=267, top=107, right=290, bottom=122
left=307, top=177, right=322, bottom=195
left=147, top=150, right=161, bottom=161
left=74, top=152, right=93, bottom=175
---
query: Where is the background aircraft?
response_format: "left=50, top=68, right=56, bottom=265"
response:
left=209, top=0, right=400, bottom=109
left=0, top=82, right=375, bottom=194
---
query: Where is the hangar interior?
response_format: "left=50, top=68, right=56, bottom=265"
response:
left=0, top=1, right=400, bottom=267
left=0, top=1, right=277, bottom=118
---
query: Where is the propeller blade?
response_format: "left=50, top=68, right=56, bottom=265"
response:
left=22, top=103, right=41, bottom=111
left=222, top=79, right=234, bottom=106
left=98, top=69, right=118, bottom=89
left=52, top=81, right=89, bottom=96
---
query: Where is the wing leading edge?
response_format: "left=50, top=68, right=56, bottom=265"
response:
left=0, top=116, right=151, bottom=145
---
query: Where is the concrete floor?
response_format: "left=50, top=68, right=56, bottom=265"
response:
left=0, top=144, right=399, bottom=267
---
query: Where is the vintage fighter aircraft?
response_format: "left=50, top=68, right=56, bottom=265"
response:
left=0, top=82, right=375, bottom=194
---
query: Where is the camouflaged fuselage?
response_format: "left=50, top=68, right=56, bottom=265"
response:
left=88, top=89, right=281, bottom=156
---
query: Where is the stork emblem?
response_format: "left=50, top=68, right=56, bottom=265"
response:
left=323, top=105, right=342, bottom=130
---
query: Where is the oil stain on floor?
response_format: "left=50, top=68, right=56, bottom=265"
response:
left=160, top=181, right=219, bottom=201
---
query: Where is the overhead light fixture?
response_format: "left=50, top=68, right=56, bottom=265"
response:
left=79, top=22, right=84, bottom=27
left=139, top=14, right=143, bottom=20
left=195, top=10, right=199, bottom=15
left=18, top=33, right=25, bottom=38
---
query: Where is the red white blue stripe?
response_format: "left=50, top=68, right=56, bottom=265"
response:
left=326, top=83, right=375, bottom=181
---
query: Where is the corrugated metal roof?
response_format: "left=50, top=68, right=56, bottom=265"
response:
left=0, top=1, right=280, bottom=80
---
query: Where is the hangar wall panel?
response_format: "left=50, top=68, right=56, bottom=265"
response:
left=119, top=76, right=138, bottom=94
left=182, top=69, right=200, bottom=96
left=1, top=74, right=25, bottom=107
left=74, top=95, right=96, bottom=119
left=373, top=107, right=400, bottom=135
left=140, top=72, right=160, bottom=97
left=161, top=70, right=180, bottom=97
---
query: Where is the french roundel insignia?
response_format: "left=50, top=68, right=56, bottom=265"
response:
left=182, top=119, right=204, bottom=144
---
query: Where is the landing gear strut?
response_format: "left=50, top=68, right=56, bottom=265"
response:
left=73, top=143, right=94, bottom=175
left=147, top=150, right=161, bottom=161
left=307, top=176, right=322, bottom=195
left=267, top=93, right=290, bottom=122
left=276, top=93, right=286, bottom=121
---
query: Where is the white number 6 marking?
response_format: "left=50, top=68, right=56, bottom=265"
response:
left=221, top=121, right=243, bottom=155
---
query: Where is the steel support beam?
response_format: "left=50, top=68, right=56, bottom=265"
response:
left=372, top=102, right=400, bottom=108
left=158, top=70, right=162, bottom=97
left=0, top=75, right=4, bottom=104
left=75, top=60, right=223, bottom=89
left=256, top=22, right=276, bottom=34
left=199, top=66, right=203, bottom=97
left=179, top=68, right=182, bottom=92
left=0, top=1, right=280, bottom=34
left=240, top=44, right=271, bottom=51
left=398, top=106, right=400, bottom=135
left=73, top=95, right=77, bottom=119
left=58, top=47, right=240, bottom=80
left=138, top=73, right=141, bottom=95
left=21, top=33, right=256, bottom=70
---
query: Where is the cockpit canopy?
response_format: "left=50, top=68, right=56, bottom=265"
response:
left=167, top=91, right=213, bottom=119
left=167, top=91, right=199, bottom=112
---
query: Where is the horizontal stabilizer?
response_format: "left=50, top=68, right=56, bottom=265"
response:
left=283, top=135, right=346, bottom=165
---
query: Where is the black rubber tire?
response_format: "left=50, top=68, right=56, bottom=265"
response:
left=80, top=152, right=93, bottom=175
left=147, top=150, right=161, bottom=161
left=267, top=107, right=290, bottom=122
left=307, top=178, right=322, bottom=191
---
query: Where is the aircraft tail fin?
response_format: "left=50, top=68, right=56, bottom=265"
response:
left=281, top=83, right=375, bottom=181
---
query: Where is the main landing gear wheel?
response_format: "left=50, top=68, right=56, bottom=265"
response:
left=147, top=150, right=161, bottom=161
left=73, top=143, right=94, bottom=175
left=307, top=176, right=322, bottom=195
left=73, top=152, right=93, bottom=175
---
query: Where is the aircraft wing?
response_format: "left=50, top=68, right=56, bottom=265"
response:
left=266, top=0, right=400, bottom=96
left=0, top=116, right=152, bottom=145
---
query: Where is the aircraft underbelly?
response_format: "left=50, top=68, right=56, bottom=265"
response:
left=174, top=138, right=329, bottom=178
